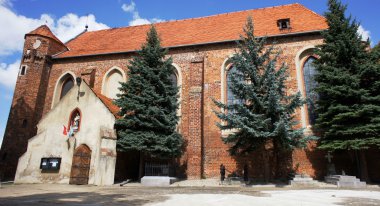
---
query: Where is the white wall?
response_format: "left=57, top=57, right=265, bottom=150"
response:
left=15, top=83, right=117, bottom=185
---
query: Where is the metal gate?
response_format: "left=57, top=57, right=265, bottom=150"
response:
left=69, top=144, right=91, bottom=185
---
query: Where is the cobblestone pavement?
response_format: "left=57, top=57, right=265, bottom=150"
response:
left=1, top=183, right=380, bottom=206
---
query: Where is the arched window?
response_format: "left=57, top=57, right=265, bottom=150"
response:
left=170, top=64, right=182, bottom=132
left=52, top=72, right=76, bottom=108
left=170, top=72, right=178, bottom=88
left=60, top=76, right=74, bottom=99
left=103, top=68, right=125, bottom=99
left=68, top=109, right=81, bottom=136
left=303, top=57, right=318, bottom=125
left=22, top=119, right=28, bottom=128
left=226, top=66, right=243, bottom=110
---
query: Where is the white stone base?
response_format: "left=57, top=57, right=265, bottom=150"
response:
left=141, top=176, right=176, bottom=187
left=325, top=175, right=366, bottom=188
left=290, top=175, right=319, bottom=187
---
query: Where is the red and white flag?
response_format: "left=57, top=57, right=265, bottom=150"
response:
left=63, top=125, right=67, bottom=136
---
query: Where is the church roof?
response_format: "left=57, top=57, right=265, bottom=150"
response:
left=26, top=25, right=66, bottom=46
left=55, top=3, right=327, bottom=58
left=94, top=92, right=120, bottom=118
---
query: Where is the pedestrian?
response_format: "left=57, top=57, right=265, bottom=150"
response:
left=220, top=164, right=226, bottom=185
left=243, top=164, right=249, bottom=184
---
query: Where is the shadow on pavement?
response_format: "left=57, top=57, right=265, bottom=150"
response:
left=0, top=191, right=168, bottom=206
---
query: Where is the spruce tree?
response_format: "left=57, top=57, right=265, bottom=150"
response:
left=114, top=26, right=183, bottom=162
left=314, top=0, right=380, bottom=180
left=213, top=18, right=307, bottom=179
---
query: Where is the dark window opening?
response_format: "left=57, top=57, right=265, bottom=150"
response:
left=2, top=152, right=7, bottom=161
left=227, top=66, right=244, bottom=114
left=22, top=119, right=28, bottom=128
left=170, top=72, right=178, bottom=88
left=20, top=66, right=27, bottom=76
left=60, top=77, right=74, bottom=99
left=303, top=57, right=318, bottom=125
left=277, top=18, right=291, bottom=30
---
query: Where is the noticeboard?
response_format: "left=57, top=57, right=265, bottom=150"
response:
left=40, top=157, right=61, bottom=171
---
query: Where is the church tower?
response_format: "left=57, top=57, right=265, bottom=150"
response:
left=0, top=25, right=68, bottom=181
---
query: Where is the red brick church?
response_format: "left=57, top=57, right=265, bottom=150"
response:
left=1, top=3, right=379, bottom=184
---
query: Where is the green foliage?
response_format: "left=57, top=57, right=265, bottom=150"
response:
left=213, top=18, right=308, bottom=156
left=314, top=0, right=380, bottom=150
left=114, top=26, right=183, bottom=158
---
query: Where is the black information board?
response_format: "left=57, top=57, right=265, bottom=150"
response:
left=40, top=157, right=61, bottom=171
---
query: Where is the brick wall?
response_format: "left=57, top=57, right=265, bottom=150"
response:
left=3, top=31, right=375, bottom=181
left=0, top=35, right=67, bottom=180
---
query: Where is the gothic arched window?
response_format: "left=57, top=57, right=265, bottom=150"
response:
left=170, top=72, right=178, bottom=88
left=227, top=66, right=243, bottom=112
left=103, top=68, right=125, bottom=99
left=60, top=76, right=74, bottom=99
left=303, top=57, right=318, bottom=125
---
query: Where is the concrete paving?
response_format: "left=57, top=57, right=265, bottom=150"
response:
left=152, top=190, right=380, bottom=206
left=0, top=183, right=379, bottom=206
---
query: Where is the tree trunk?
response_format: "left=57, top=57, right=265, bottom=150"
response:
left=354, top=150, right=370, bottom=183
left=273, top=140, right=281, bottom=179
left=262, top=145, right=270, bottom=183
left=354, top=150, right=361, bottom=177
left=359, top=150, right=370, bottom=183
left=138, top=152, right=144, bottom=180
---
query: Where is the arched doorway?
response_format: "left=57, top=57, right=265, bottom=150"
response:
left=69, top=144, right=91, bottom=185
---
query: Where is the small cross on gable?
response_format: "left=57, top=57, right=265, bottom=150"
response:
left=325, top=152, right=333, bottom=163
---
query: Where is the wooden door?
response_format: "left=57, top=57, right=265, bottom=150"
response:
left=69, top=144, right=91, bottom=185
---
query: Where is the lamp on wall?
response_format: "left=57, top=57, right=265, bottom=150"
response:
left=76, top=77, right=82, bottom=100
left=76, top=77, right=82, bottom=87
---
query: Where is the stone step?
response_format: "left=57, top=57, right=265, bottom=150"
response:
left=290, top=176, right=320, bottom=187
left=337, top=181, right=366, bottom=188
left=328, top=175, right=358, bottom=180
left=141, top=176, right=173, bottom=187
left=294, top=175, right=311, bottom=178
left=290, top=180, right=319, bottom=187
left=293, top=177, right=313, bottom=181
left=326, top=176, right=361, bottom=182
left=325, top=177, right=339, bottom=184
left=325, top=175, right=367, bottom=188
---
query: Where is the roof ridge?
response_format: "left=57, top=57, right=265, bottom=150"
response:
left=26, top=24, right=67, bottom=48
left=90, top=87, right=120, bottom=118
left=58, top=3, right=328, bottom=58
left=65, top=29, right=87, bottom=44
left=294, top=3, right=326, bottom=20
left=85, top=3, right=303, bottom=34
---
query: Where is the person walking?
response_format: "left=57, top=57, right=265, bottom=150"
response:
left=220, top=164, right=226, bottom=185
left=243, top=164, right=249, bottom=184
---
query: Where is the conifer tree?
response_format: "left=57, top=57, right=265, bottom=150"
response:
left=115, top=26, right=183, bottom=162
left=213, top=18, right=307, bottom=179
left=314, top=0, right=380, bottom=180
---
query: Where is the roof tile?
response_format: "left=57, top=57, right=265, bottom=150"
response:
left=26, top=25, right=65, bottom=46
left=94, top=92, right=120, bottom=118
left=56, top=3, right=327, bottom=58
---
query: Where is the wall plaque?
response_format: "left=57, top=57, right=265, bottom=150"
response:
left=40, top=157, right=62, bottom=171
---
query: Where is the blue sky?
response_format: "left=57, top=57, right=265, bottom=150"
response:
left=0, top=0, right=379, bottom=147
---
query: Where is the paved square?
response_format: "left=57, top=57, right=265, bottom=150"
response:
left=1, top=184, right=380, bottom=206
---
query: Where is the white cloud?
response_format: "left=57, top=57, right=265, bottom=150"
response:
left=0, top=4, right=109, bottom=90
left=121, top=1, right=135, bottom=13
left=0, top=59, right=20, bottom=88
left=358, top=25, right=371, bottom=42
left=121, top=1, right=164, bottom=26
left=0, top=4, right=109, bottom=56
left=53, top=13, right=109, bottom=42
left=0, top=0, right=11, bottom=7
